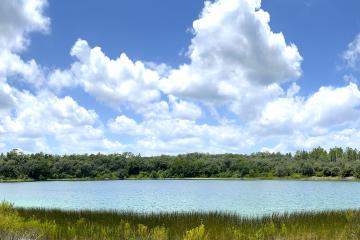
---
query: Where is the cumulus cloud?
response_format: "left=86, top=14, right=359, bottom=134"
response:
left=255, top=83, right=360, bottom=135
left=0, top=86, right=123, bottom=153
left=160, top=0, right=302, bottom=104
left=0, top=0, right=48, bottom=87
left=48, top=39, right=161, bottom=110
left=0, top=0, right=49, bottom=52
left=0, top=50, right=45, bottom=86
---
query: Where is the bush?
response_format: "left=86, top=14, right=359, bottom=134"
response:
left=300, top=164, right=315, bottom=176
left=354, top=164, right=360, bottom=178
left=183, top=224, right=208, bottom=240
left=274, top=166, right=290, bottom=177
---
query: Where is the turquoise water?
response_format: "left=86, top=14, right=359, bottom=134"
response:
left=0, top=180, right=360, bottom=216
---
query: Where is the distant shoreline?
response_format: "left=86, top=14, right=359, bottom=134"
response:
left=0, top=176, right=358, bottom=183
left=3, top=149, right=360, bottom=183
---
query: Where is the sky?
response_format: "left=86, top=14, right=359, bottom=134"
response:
left=0, top=0, right=360, bottom=155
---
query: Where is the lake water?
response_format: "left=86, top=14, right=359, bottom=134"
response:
left=0, top=180, right=360, bottom=216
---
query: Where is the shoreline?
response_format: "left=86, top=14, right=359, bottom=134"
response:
left=0, top=176, right=358, bottom=183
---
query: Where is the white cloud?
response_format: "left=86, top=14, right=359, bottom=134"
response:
left=168, top=95, right=202, bottom=120
left=3, top=91, right=98, bottom=136
left=0, top=50, right=45, bottom=86
left=0, top=82, right=15, bottom=109
left=108, top=114, right=253, bottom=155
left=108, top=115, right=144, bottom=135
left=48, top=39, right=161, bottom=110
left=108, top=96, right=203, bottom=138
left=47, top=69, right=73, bottom=92
left=261, top=127, right=360, bottom=154
left=343, top=34, right=360, bottom=69
left=160, top=0, right=302, bottom=106
left=0, top=0, right=48, bottom=87
left=0, top=86, right=123, bottom=153
left=252, top=83, right=360, bottom=135
left=0, top=0, right=49, bottom=52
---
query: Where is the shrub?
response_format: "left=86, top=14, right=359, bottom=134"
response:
left=183, top=224, right=208, bottom=240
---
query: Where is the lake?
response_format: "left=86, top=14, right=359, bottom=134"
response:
left=0, top=180, right=360, bottom=216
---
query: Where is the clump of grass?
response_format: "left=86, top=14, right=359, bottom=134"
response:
left=0, top=202, right=357, bottom=239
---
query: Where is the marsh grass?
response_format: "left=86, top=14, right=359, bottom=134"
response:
left=0, top=203, right=357, bottom=239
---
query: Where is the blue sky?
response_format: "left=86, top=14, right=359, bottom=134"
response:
left=23, top=1, right=203, bottom=67
left=1, top=0, right=360, bottom=154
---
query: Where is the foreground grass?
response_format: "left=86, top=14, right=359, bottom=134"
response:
left=0, top=203, right=360, bottom=239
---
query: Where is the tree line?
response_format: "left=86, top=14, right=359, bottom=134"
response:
left=1, top=147, right=360, bottom=180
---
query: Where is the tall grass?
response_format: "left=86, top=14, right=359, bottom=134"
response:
left=0, top=203, right=358, bottom=239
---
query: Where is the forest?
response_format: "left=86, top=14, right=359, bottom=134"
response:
left=1, top=147, right=360, bottom=181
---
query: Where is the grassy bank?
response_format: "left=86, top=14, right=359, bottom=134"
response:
left=0, top=203, right=358, bottom=239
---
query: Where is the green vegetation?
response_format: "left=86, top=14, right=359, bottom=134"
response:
left=0, top=202, right=356, bottom=239
left=2, top=147, right=360, bottom=181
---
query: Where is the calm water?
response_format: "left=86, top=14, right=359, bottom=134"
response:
left=0, top=180, right=359, bottom=216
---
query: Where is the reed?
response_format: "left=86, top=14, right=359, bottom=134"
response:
left=0, top=203, right=358, bottom=239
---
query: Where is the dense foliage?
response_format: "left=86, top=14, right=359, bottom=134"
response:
left=0, top=203, right=358, bottom=239
left=2, top=147, right=360, bottom=180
